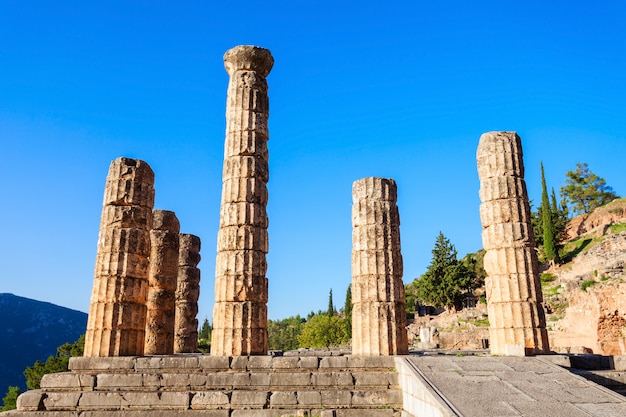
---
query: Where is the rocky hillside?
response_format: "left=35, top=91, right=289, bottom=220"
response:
left=0, top=293, right=87, bottom=397
left=408, top=198, right=626, bottom=354
left=544, top=198, right=626, bottom=355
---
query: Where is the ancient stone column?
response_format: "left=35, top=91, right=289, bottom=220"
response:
left=477, top=131, right=549, bottom=356
left=174, top=233, right=201, bottom=353
left=144, top=210, right=180, bottom=355
left=211, top=45, right=273, bottom=356
left=351, top=177, right=408, bottom=355
left=84, top=157, right=155, bottom=357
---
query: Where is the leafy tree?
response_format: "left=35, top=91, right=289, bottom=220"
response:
left=198, top=318, right=212, bottom=353
left=268, top=316, right=306, bottom=351
left=297, top=314, right=349, bottom=348
left=23, top=335, right=84, bottom=390
left=541, top=163, right=559, bottom=264
left=404, top=280, right=419, bottom=319
left=344, top=284, right=352, bottom=338
left=1, top=386, right=21, bottom=411
left=413, top=232, right=477, bottom=311
left=560, top=163, right=618, bottom=215
left=327, top=289, right=335, bottom=317
left=551, top=187, right=569, bottom=242
left=460, top=249, right=486, bottom=290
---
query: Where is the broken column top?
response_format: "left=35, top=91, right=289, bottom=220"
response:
left=152, top=210, right=180, bottom=231
left=352, top=177, right=397, bottom=202
left=224, top=45, right=274, bottom=76
left=103, top=157, right=155, bottom=207
left=476, top=131, right=524, bottom=180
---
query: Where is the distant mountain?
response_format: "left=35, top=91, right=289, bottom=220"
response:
left=0, top=293, right=87, bottom=397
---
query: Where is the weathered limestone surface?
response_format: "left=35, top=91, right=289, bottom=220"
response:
left=145, top=210, right=180, bottom=355
left=212, top=45, right=273, bottom=356
left=477, top=131, right=549, bottom=356
left=175, top=234, right=201, bottom=354
left=351, top=177, right=408, bottom=355
left=84, top=157, right=155, bottom=357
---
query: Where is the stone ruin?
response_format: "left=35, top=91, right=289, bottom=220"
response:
left=83, top=157, right=202, bottom=358
left=80, top=48, right=552, bottom=362
left=12, top=45, right=608, bottom=417
left=351, top=177, right=408, bottom=355
left=211, top=45, right=273, bottom=356
left=477, top=131, right=549, bottom=356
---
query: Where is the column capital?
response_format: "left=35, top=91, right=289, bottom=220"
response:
left=224, top=45, right=274, bottom=77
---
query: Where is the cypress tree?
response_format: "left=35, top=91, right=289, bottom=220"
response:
left=541, top=163, right=559, bottom=264
left=327, top=289, right=335, bottom=316
left=344, top=284, right=352, bottom=338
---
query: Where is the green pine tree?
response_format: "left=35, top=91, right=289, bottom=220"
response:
left=414, top=232, right=476, bottom=311
left=1, top=386, right=21, bottom=411
left=327, top=289, right=335, bottom=316
left=541, top=163, right=559, bottom=264
left=344, top=284, right=352, bottom=338
left=560, top=162, right=619, bottom=215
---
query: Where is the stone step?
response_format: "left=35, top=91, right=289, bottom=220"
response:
left=17, top=388, right=403, bottom=413
left=4, top=410, right=399, bottom=417
left=40, top=370, right=398, bottom=392
left=571, top=369, right=626, bottom=389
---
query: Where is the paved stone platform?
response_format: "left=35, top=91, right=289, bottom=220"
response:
left=405, top=355, right=626, bottom=417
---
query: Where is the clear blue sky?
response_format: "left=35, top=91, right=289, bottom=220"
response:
left=1, top=1, right=624, bottom=322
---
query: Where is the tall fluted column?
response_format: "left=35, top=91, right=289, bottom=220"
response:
left=144, top=210, right=180, bottom=355
left=84, top=157, right=154, bottom=357
left=175, top=233, right=201, bottom=353
left=477, top=131, right=549, bottom=356
left=351, top=177, right=408, bottom=355
left=211, top=45, right=273, bottom=356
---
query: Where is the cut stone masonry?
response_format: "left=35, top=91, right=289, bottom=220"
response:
left=175, top=234, right=202, bottom=354
left=84, top=157, right=155, bottom=357
left=476, top=131, right=549, bottom=356
left=145, top=210, right=180, bottom=355
left=351, top=177, right=408, bottom=355
left=212, top=45, right=273, bottom=356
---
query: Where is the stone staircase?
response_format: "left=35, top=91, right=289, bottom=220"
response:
left=7, top=355, right=403, bottom=417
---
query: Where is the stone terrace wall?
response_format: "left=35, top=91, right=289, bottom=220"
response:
left=13, top=356, right=403, bottom=417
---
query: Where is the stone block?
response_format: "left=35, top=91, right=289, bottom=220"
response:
left=191, top=391, right=230, bottom=409
left=320, top=390, right=351, bottom=407
left=214, top=274, right=268, bottom=303
left=78, top=392, right=124, bottom=409
left=223, top=156, right=269, bottom=182
left=353, top=371, right=394, bottom=387
left=311, top=372, right=354, bottom=387
left=351, top=250, right=403, bottom=277
left=319, top=356, right=348, bottom=369
left=476, top=131, right=523, bottom=179
left=42, top=392, right=82, bottom=410
left=612, top=355, right=626, bottom=371
left=100, top=206, right=153, bottom=229
left=123, top=391, right=190, bottom=409
left=351, top=200, right=400, bottom=227
left=231, top=356, right=249, bottom=370
left=220, top=178, right=268, bottom=205
left=198, top=355, right=231, bottom=370
left=270, top=372, right=311, bottom=387
left=478, top=177, right=527, bottom=203
left=481, top=222, right=534, bottom=250
left=272, top=356, right=300, bottom=369
left=224, top=131, right=268, bottom=160
left=299, top=356, right=320, bottom=369
left=352, top=177, right=397, bottom=202
left=334, top=410, right=395, bottom=417
left=160, top=373, right=191, bottom=388
left=226, top=109, right=269, bottom=136
left=102, top=157, right=155, bottom=207
left=479, top=198, right=530, bottom=225
left=205, top=372, right=236, bottom=388
left=248, top=355, right=273, bottom=369
left=351, top=389, right=403, bottom=406
left=230, top=390, right=269, bottom=408
left=250, top=372, right=271, bottom=386
left=216, top=250, right=268, bottom=276
left=68, top=357, right=137, bottom=371
left=217, top=225, right=268, bottom=252
left=188, top=373, right=209, bottom=387
left=346, top=356, right=395, bottom=369
left=352, top=224, right=401, bottom=252
left=296, top=390, right=321, bottom=406
left=16, top=390, right=44, bottom=411
left=40, top=373, right=95, bottom=390
left=269, top=391, right=297, bottom=406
